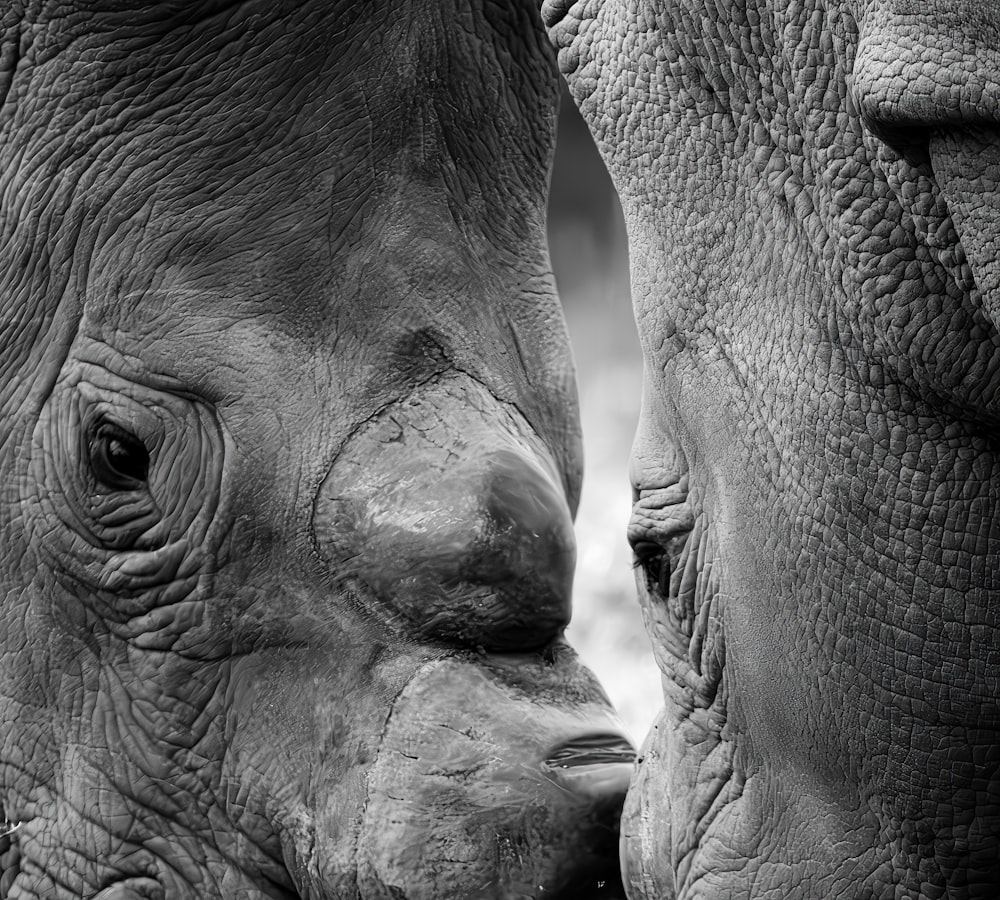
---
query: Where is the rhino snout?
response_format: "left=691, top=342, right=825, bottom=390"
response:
left=348, top=652, right=634, bottom=899
left=314, top=377, right=576, bottom=651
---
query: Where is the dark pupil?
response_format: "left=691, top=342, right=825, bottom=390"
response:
left=91, top=426, right=149, bottom=489
left=633, top=541, right=670, bottom=594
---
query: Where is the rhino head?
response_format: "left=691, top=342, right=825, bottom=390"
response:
left=0, top=2, right=633, bottom=897
left=545, top=0, right=1000, bottom=896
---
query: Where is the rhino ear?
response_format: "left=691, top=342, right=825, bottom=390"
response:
left=927, top=128, right=1000, bottom=329
left=850, top=0, right=1000, bottom=129
left=539, top=0, right=576, bottom=28
left=851, top=0, right=1000, bottom=331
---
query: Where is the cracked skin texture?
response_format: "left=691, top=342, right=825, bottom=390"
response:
left=0, top=2, right=634, bottom=898
left=544, top=1, right=1000, bottom=898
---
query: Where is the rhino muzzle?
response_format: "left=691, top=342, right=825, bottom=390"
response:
left=229, top=373, right=635, bottom=899
left=283, top=650, right=634, bottom=900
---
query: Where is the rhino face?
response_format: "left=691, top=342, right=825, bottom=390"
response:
left=545, top=0, right=1000, bottom=897
left=0, top=3, right=633, bottom=897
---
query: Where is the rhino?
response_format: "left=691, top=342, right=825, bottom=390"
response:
left=544, top=0, right=1000, bottom=897
left=0, top=2, right=635, bottom=897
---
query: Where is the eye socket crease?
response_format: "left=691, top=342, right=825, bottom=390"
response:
left=627, top=486, right=695, bottom=599
left=88, top=421, right=151, bottom=492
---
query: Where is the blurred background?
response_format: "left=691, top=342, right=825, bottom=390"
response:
left=547, top=84, right=661, bottom=743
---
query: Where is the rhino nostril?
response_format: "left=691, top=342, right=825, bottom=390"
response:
left=545, top=733, right=637, bottom=767
left=544, top=733, right=636, bottom=804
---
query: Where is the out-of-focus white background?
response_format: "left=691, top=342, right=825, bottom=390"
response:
left=548, top=85, right=662, bottom=744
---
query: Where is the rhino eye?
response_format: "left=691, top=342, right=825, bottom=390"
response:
left=88, top=422, right=150, bottom=490
left=632, top=540, right=671, bottom=595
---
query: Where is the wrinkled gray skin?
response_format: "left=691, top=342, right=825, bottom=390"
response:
left=544, top=1, right=1000, bottom=897
left=0, top=2, right=636, bottom=898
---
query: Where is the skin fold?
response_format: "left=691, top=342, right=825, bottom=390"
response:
left=0, top=2, right=635, bottom=897
left=543, top=1, right=1000, bottom=898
